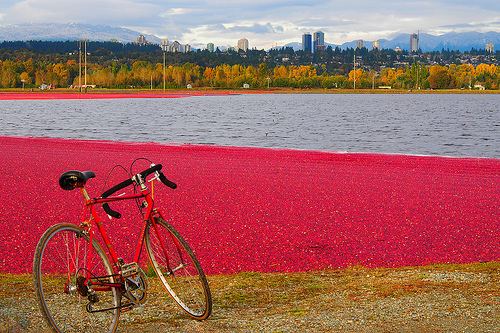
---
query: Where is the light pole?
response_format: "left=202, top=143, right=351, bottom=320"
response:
left=21, top=79, right=25, bottom=90
left=84, top=40, right=87, bottom=92
left=267, top=76, right=270, bottom=88
left=163, top=51, right=166, bottom=92
left=77, top=39, right=88, bottom=93
left=353, top=54, right=356, bottom=90
left=372, top=73, right=378, bottom=90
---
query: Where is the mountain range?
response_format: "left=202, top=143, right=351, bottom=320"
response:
left=0, top=23, right=498, bottom=52
left=0, top=23, right=162, bottom=44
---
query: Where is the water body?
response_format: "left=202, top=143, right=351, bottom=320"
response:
left=1, top=93, right=499, bottom=158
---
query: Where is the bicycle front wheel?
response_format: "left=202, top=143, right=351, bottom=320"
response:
left=145, top=217, right=212, bottom=320
left=33, top=223, right=120, bottom=333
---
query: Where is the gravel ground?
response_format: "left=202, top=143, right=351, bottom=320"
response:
left=2, top=265, right=500, bottom=332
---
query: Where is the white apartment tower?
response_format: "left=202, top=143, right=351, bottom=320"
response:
left=237, top=38, right=249, bottom=52
left=372, top=40, right=380, bottom=51
left=168, top=41, right=182, bottom=52
left=355, top=40, right=364, bottom=49
left=161, top=39, right=169, bottom=51
left=486, top=43, right=494, bottom=53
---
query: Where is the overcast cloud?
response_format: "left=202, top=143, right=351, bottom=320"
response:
left=0, top=0, right=499, bottom=48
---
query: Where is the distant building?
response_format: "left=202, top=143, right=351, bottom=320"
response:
left=302, top=33, right=312, bottom=52
left=168, top=41, right=182, bottom=52
left=315, top=45, right=326, bottom=52
left=355, top=39, right=364, bottom=49
left=135, top=35, right=147, bottom=46
left=313, top=31, right=325, bottom=52
left=161, top=39, right=169, bottom=51
left=394, top=46, right=402, bottom=52
left=372, top=39, right=380, bottom=51
left=410, top=33, right=419, bottom=53
left=184, top=44, right=192, bottom=53
left=237, top=38, right=249, bottom=52
left=486, top=42, right=494, bottom=53
left=207, top=43, right=215, bottom=52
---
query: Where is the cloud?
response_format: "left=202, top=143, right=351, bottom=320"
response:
left=3, top=0, right=162, bottom=26
left=227, top=22, right=283, bottom=34
left=1, top=0, right=500, bottom=48
left=440, top=23, right=489, bottom=29
left=296, top=18, right=352, bottom=28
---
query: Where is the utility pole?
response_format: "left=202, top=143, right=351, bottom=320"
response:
left=77, top=39, right=88, bottom=93
left=78, top=41, right=81, bottom=92
left=353, top=54, right=356, bottom=90
left=84, top=40, right=87, bottom=92
left=416, top=63, right=419, bottom=89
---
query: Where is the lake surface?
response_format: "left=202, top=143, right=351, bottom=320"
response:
left=1, top=93, right=499, bottom=158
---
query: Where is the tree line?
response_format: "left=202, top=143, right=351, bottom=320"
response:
left=1, top=57, right=498, bottom=90
left=0, top=42, right=498, bottom=89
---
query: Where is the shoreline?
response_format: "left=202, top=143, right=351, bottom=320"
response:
left=0, top=87, right=499, bottom=100
left=1, top=136, right=499, bottom=275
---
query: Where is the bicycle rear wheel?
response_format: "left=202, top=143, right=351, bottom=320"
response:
left=33, top=223, right=120, bottom=333
left=145, top=217, right=212, bottom=320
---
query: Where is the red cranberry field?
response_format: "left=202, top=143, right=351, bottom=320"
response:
left=1, top=136, right=499, bottom=275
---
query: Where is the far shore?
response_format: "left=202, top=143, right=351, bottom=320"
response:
left=0, top=87, right=499, bottom=100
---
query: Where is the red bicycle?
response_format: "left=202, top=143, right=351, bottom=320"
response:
left=33, top=159, right=212, bottom=333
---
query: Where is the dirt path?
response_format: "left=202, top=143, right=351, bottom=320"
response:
left=2, top=263, right=500, bottom=332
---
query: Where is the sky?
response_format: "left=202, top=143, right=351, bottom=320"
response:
left=1, top=0, right=500, bottom=48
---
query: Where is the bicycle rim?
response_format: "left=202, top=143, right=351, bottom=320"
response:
left=145, top=217, right=212, bottom=320
left=33, top=223, right=120, bottom=333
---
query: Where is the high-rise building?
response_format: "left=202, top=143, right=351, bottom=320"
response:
left=372, top=39, right=380, bottom=51
left=237, top=38, right=249, bottom=52
left=313, top=31, right=325, bottom=52
left=410, top=33, right=419, bottom=53
left=184, top=44, right=192, bottom=53
left=355, top=40, right=364, bottom=49
left=207, top=43, right=215, bottom=52
left=161, top=39, right=169, bottom=52
left=486, top=42, right=495, bottom=53
left=302, top=33, right=312, bottom=52
left=137, top=35, right=147, bottom=46
left=167, top=41, right=182, bottom=52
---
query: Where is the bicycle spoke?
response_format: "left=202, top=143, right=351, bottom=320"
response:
left=145, top=217, right=212, bottom=320
left=33, top=224, right=120, bottom=333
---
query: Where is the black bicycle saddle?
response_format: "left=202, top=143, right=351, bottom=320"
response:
left=59, top=170, right=96, bottom=190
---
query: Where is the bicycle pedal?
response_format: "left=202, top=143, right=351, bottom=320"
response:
left=120, top=301, right=134, bottom=313
left=119, top=262, right=139, bottom=278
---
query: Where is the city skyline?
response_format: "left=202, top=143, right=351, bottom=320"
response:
left=0, top=1, right=499, bottom=50
left=120, top=30, right=497, bottom=54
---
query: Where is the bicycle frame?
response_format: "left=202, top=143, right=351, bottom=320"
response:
left=35, top=163, right=211, bottom=328
left=77, top=179, right=178, bottom=294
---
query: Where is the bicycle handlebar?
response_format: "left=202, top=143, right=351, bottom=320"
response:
left=102, top=164, right=177, bottom=219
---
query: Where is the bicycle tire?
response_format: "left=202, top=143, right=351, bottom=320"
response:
left=33, top=223, right=120, bottom=333
left=145, top=217, right=212, bottom=320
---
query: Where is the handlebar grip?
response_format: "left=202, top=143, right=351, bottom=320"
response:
left=140, top=164, right=163, bottom=179
left=101, top=178, right=133, bottom=219
left=100, top=164, right=175, bottom=219
left=159, top=172, right=177, bottom=189
left=103, top=203, right=121, bottom=219
left=102, top=178, right=133, bottom=198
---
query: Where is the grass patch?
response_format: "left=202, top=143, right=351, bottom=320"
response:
left=3, top=261, right=500, bottom=319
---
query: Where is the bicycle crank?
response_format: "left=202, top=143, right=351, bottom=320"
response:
left=119, top=262, right=149, bottom=306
